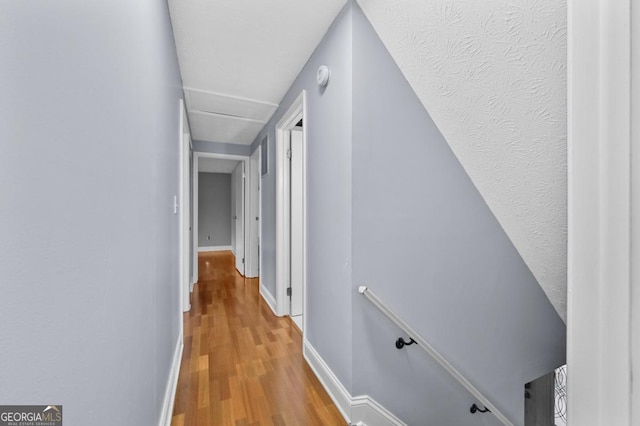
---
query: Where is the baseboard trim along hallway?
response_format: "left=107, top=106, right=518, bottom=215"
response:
left=159, top=334, right=184, bottom=426
left=302, top=339, right=406, bottom=426
left=260, top=284, right=278, bottom=316
left=171, top=251, right=343, bottom=425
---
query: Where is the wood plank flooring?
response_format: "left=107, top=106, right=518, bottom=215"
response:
left=171, top=251, right=344, bottom=426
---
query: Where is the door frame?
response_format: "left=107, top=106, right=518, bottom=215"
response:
left=289, top=128, right=304, bottom=318
left=179, top=99, right=191, bottom=314
left=275, top=91, right=307, bottom=327
left=247, top=147, right=261, bottom=279
left=231, top=161, right=246, bottom=275
left=193, top=152, right=250, bottom=286
left=567, top=0, right=636, bottom=424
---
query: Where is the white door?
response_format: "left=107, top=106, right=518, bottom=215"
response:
left=290, top=129, right=303, bottom=316
left=233, top=162, right=245, bottom=275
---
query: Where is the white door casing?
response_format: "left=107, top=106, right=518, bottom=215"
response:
left=568, top=0, right=636, bottom=424
left=275, top=91, right=306, bottom=320
left=248, top=148, right=260, bottom=279
left=232, top=162, right=245, bottom=275
left=231, top=167, right=236, bottom=254
left=192, top=152, right=250, bottom=284
left=192, top=150, right=198, bottom=287
left=179, top=99, right=191, bottom=313
left=290, top=129, right=304, bottom=317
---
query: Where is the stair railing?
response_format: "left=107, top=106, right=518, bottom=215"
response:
left=358, top=286, right=513, bottom=426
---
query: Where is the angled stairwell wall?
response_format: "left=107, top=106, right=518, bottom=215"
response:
left=351, top=3, right=565, bottom=424
left=356, top=0, right=568, bottom=323
left=251, top=1, right=566, bottom=424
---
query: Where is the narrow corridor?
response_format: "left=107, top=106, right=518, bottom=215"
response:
left=171, top=251, right=343, bottom=426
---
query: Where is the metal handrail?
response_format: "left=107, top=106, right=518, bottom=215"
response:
left=358, top=286, right=513, bottom=426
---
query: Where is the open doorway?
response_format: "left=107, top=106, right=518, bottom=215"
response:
left=275, top=91, right=306, bottom=334
left=193, top=152, right=251, bottom=283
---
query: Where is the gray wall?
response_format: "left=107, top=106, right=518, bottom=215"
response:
left=198, top=173, right=232, bottom=247
left=0, top=2, right=183, bottom=425
left=251, top=1, right=565, bottom=424
left=350, top=3, right=565, bottom=425
left=250, top=3, right=354, bottom=390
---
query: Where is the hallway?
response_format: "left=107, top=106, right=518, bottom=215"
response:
left=171, top=252, right=343, bottom=426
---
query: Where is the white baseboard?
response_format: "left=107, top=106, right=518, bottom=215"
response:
left=260, top=284, right=278, bottom=316
left=303, top=339, right=352, bottom=422
left=198, top=245, right=232, bottom=252
left=158, top=334, right=184, bottom=426
left=302, top=339, right=405, bottom=426
left=352, top=395, right=405, bottom=426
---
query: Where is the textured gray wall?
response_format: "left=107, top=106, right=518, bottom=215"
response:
left=0, top=1, right=183, bottom=425
left=198, top=173, right=232, bottom=247
left=250, top=3, right=354, bottom=390
left=350, top=3, right=565, bottom=425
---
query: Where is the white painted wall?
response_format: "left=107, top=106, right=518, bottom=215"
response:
left=357, top=0, right=568, bottom=321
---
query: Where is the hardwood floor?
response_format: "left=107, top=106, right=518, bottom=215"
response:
left=171, top=251, right=344, bottom=426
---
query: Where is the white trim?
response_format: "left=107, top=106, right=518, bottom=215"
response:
left=247, top=147, right=260, bottom=279
left=179, top=99, right=190, bottom=313
left=567, top=0, right=633, bottom=425
left=275, top=91, right=306, bottom=317
left=301, top=98, right=308, bottom=337
left=290, top=315, right=302, bottom=333
left=302, top=339, right=405, bottom=426
left=258, top=146, right=263, bottom=284
left=302, top=339, right=352, bottom=422
left=192, top=153, right=199, bottom=285
left=243, top=160, right=250, bottom=277
left=198, top=246, right=233, bottom=252
left=260, top=284, right=278, bottom=316
left=158, top=335, right=184, bottom=426
left=351, top=396, right=405, bottom=426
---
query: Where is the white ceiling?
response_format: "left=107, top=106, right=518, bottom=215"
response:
left=168, top=0, right=348, bottom=146
left=198, top=158, right=239, bottom=174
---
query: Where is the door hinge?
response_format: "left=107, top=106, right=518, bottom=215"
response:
left=286, top=287, right=292, bottom=297
left=287, top=149, right=292, bottom=160
left=242, top=258, right=245, bottom=264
